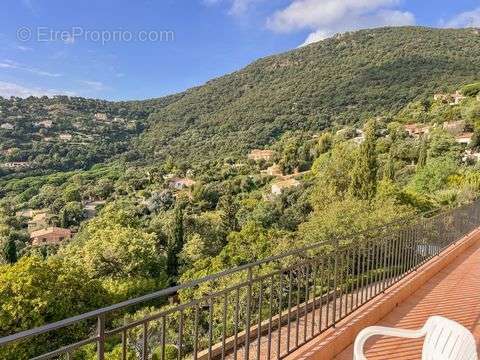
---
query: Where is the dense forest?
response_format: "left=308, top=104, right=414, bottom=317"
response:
left=1, top=26, right=480, bottom=359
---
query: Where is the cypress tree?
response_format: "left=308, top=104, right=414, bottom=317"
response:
left=384, top=151, right=395, bottom=181
left=3, top=238, right=17, bottom=264
left=418, top=137, right=428, bottom=168
left=350, top=120, right=378, bottom=200
left=166, top=205, right=184, bottom=284
left=218, top=194, right=239, bottom=236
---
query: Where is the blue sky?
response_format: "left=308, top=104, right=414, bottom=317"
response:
left=0, top=0, right=479, bottom=100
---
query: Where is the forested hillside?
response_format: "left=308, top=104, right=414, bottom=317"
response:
left=0, top=95, right=179, bottom=178
left=140, top=27, right=480, bottom=162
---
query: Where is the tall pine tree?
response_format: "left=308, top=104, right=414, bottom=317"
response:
left=417, top=137, right=428, bottom=168
left=383, top=150, right=395, bottom=181
left=350, top=120, right=378, bottom=200
left=166, top=204, right=184, bottom=284
left=3, top=237, right=17, bottom=264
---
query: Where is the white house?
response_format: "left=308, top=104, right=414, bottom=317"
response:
left=0, top=123, right=14, bottom=130
left=169, top=177, right=196, bottom=190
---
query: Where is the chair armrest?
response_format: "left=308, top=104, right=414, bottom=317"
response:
left=353, top=325, right=426, bottom=360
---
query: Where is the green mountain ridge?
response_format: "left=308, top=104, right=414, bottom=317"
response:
left=140, top=26, right=480, bottom=162
left=2, top=26, right=480, bottom=176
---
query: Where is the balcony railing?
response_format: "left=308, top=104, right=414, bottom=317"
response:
left=1, top=200, right=480, bottom=360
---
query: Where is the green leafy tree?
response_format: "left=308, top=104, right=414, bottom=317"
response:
left=166, top=205, right=184, bottom=283
left=383, top=151, right=395, bottom=180
left=59, top=201, right=85, bottom=228
left=350, top=120, right=378, bottom=200
left=2, top=238, right=17, bottom=264
left=0, top=256, right=108, bottom=360
left=417, top=138, right=428, bottom=168
left=63, top=224, right=164, bottom=279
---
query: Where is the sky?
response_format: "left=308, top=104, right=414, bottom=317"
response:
left=0, top=0, right=479, bottom=101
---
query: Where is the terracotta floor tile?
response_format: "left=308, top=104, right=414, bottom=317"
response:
left=334, top=239, right=480, bottom=360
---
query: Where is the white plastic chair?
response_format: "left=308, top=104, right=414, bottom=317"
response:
left=353, top=316, right=478, bottom=360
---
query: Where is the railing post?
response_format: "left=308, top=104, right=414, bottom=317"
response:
left=244, top=266, right=253, bottom=360
left=97, top=314, right=105, bottom=360
left=332, top=243, right=338, bottom=327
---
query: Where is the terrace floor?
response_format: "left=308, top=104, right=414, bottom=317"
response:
left=334, top=236, right=480, bottom=359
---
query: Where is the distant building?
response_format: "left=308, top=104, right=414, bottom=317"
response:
left=94, top=113, right=108, bottom=121
left=248, top=149, right=274, bottom=162
left=266, top=164, right=283, bottom=177
left=271, top=179, right=300, bottom=195
left=34, top=120, right=53, bottom=128
left=30, top=227, right=72, bottom=246
left=169, top=177, right=196, bottom=190
left=1, top=148, right=14, bottom=155
left=16, top=209, right=35, bottom=218
left=0, top=123, right=14, bottom=130
left=434, top=91, right=466, bottom=105
left=463, top=149, right=480, bottom=162
left=2, top=162, right=30, bottom=169
left=433, top=93, right=450, bottom=102
left=59, top=133, right=73, bottom=141
left=404, top=124, right=430, bottom=137
left=443, top=120, right=465, bottom=136
left=28, top=212, right=49, bottom=232
left=456, top=133, right=473, bottom=145
left=451, top=91, right=466, bottom=105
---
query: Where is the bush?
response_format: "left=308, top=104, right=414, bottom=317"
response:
left=461, top=82, right=480, bottom=97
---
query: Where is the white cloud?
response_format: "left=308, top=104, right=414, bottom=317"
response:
left=444, top=7, right=480, bottom=28
left=78, top=80, right=108, bottom=92
left=266, top=0, right=415, bottom=45
left=16, top=45, right=33, bottom=52
left=203, top=0, right=261, bottom=15
left=0, top=59, right=61, bottom=77
left=0, top=81, right=74, bottom=98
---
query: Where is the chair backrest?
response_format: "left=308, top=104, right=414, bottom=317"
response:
left=422, top=316, right=478, bottom=360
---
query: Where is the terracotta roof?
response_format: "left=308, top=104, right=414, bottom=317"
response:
left=30, top=227, right=71, bottom=238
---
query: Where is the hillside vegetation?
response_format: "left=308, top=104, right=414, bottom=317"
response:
left=140, top=27, right=480, bottom=162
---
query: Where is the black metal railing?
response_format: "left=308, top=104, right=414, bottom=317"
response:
left=1, top=200, right=480, bottom=360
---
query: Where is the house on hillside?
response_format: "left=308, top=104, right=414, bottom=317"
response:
left=443, top=120, right=465, bottom=136
left=169, top=177, right=196, bottom=190
left=248, top=149, right=274, bottom=162
left=434, top=91, right=466, bottom=105
left=0, top=123, right=14, bottom=130
left=404, top=124, right=430, bottom=137
left=30, top=227, right=72, bottom=246
left=1, top=148, right=14, bottom=155
left=2, top=162, right=30, bottom=169
left=434, top=93, right=450, bottom=102
left=28, top=211, right=49, bottom=232
left=451, top=91, right=466, bottom=105
left=265, top=164, right=283, bottom=177
left=94, top=113, right=108, bottom=121
left=16, top=209, right=35, bottom=218
left=463, top=149, right=480, bottom=163
left=34, top=120, right=53, bottom=128
left=59, top=133, right=73, bottom=141
left=271, top=178, right=300, bottom=195
left=456, top=133, right=473, bottom=145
